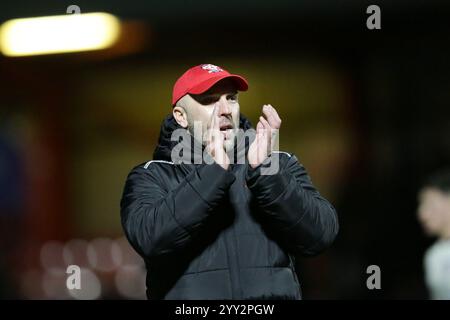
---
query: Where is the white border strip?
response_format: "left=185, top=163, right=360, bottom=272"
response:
left=272, top=151, right=292, bottom=157
left=143, top=160, right=174, bottom=169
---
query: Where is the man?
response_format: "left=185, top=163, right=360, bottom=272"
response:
left=417, top=169, right=450, bottom=299
left=120, top=64, right=339, bottom=299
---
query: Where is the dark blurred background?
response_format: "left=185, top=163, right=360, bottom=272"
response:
left=1, top=0, right=450, bottom=299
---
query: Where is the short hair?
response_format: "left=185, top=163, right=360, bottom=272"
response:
left=423, top=168, right=450, bottom=194
left=174, top=95, right=187, bottom=109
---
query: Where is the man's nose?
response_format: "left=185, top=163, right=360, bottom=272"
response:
left=217, top=95, right=231, bottom=115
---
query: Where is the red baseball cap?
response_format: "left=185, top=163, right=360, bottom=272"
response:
left=172, top=64, right=248, bottom=106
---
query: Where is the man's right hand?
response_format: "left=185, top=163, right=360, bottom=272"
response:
left=205, top=104, right=230, bottom=170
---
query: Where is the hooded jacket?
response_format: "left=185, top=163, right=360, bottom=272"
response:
left=120, top=114, right=339, bottom=300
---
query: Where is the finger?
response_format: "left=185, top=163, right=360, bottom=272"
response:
left=213, top=111, right=224, bottom=148
left=205, top=106, right=215, bottom=142
left=268, top=104, right=282, bottom=127
left=259, top=116, right=271, bottom=136
left=254, top=121, right=263, bottom=146
left=262, top=105, right=277, bottom=128
left=207, top=104, right=219, bottom=144
left=213, top=103, right=221, bottom=129
left=256, top=120, right=263, bottom=133
left=259, top=116, right=272, bottom=153
left=261, top=104, right=281, bottom=129
left=209, top=104, right=221, bottom=132
left=207, top=104, right=217, bottom=129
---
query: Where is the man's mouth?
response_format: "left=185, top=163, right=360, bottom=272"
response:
left=219, top=123, right=233, bottom=131
left=219, top=123, right=233, bottom=139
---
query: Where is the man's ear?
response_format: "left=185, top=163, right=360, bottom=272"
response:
left=173, top=106, right=188, bottom=128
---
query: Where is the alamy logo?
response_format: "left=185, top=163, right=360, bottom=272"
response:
left=66, top=265, right=81, bottom=290
left=66, top=5, right=81, bottom=15
left=366, top=265, right=381, bottom=290
left=169, top=123, right=280, bottom=175
left=366, top=5, right=381, bottom=30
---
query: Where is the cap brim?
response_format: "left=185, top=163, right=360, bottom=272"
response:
left=188, top=74, right=248, bottom=95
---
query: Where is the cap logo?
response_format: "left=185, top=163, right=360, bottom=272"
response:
left=201, top=64, right=223, bottom=73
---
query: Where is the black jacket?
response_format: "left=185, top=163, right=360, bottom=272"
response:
left=120, top=115, right=339, bottom=300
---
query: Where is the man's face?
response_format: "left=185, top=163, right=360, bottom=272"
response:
left=417, top=188, right=450, bottom=236
left=183, top=79, right=240, bottom=152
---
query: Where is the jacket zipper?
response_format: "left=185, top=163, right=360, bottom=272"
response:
left=224, top=226, right=243, bottom=299
left=224, top=165, right=244, bottom=299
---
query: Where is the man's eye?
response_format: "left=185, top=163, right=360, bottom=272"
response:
left=228, top=95, right=238, bottom=102
left=200, top=97, right=217, bottom=105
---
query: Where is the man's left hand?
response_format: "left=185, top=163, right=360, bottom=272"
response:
left=248, top=104, right=281, bottom=168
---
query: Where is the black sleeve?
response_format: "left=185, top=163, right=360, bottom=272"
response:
left=246, top=153, right=339, bottom=257
left=120, top=162, right=236, bottom=259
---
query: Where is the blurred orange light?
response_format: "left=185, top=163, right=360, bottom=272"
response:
left=0, top=12, right=121, bottom=56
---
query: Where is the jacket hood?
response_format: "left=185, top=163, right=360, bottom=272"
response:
left=153, top=114, right=253, bottom=162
